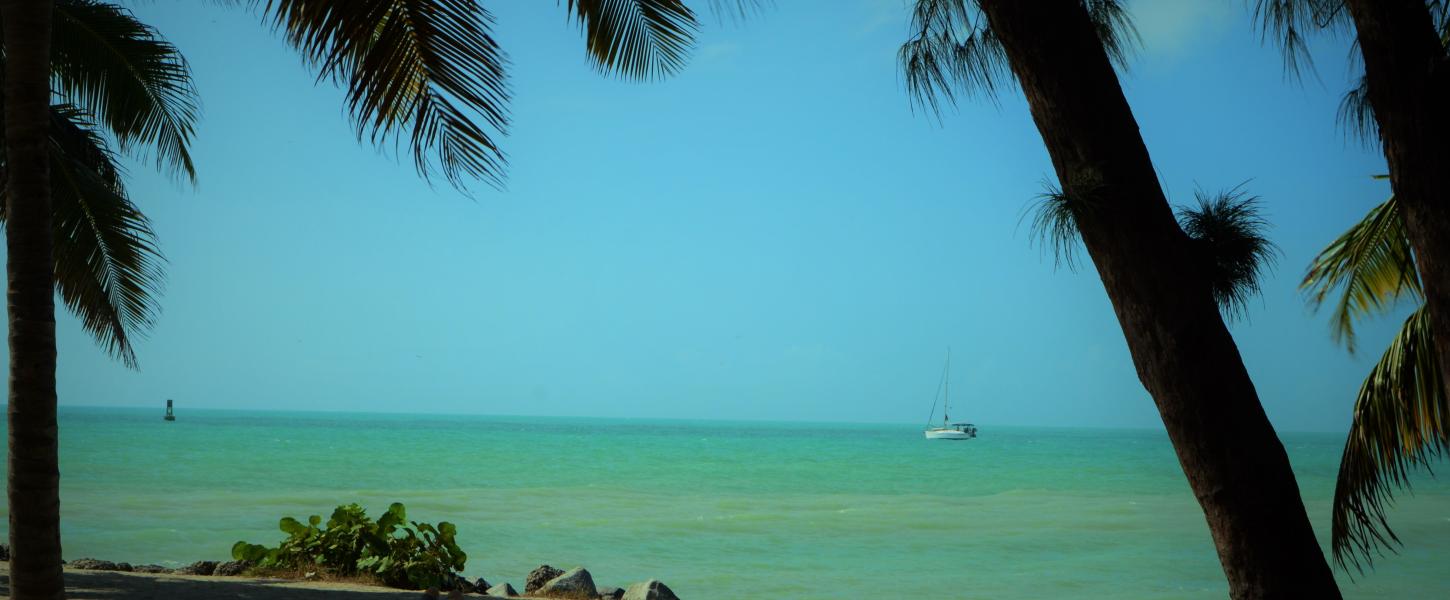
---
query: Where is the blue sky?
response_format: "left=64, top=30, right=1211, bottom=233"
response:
left=36, top=0, right=1405, bottom=431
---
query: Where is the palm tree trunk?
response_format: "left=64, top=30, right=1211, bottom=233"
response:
left=973, top=1, right=1339, bottom=597
left=1342, top=0, right=1450, bottom=400
left=2, top=0, right=63, bottom=599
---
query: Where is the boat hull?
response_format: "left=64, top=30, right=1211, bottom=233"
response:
left=924, top=428, right=972, bottom=440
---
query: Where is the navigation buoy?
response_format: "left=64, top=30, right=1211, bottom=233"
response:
left=164, top=399, right=176, bottom=422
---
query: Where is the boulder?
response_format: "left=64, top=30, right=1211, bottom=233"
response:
left=485, top=582, right=518, bottom=597
left=176, top=560, right=218, bottom=575
left=303, top=571, right=320, bottom=581
left=621, top=580, right=679, bottom=600
left=473, top=577, right=490, bottom=593
left=524, top=565, right=564, bottom=594
left=0, top=543, right=10, bottom=561
left=214, top=560, right=251, bottom=576
left=598, top=586, right=624, bottom=599
left=442, top=574, right=472, bottom=593
left=133, top=564, right=171, bottom=574
left=422, top=586, right=440, bottom=600
left=68, top=558, right=120, bottom=571
left=535, top=567, right=596, bottom=599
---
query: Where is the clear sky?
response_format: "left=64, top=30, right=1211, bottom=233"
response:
left=32, top=0, right=1407, bottom=431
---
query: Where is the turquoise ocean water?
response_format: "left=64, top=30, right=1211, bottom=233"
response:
left=2, top=407, right=1448, bottom=599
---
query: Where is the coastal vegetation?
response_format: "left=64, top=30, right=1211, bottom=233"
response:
left=232, top=502, right=468, bottom=590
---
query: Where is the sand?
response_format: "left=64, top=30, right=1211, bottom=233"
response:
left=0, top=564, right=513, bottom=600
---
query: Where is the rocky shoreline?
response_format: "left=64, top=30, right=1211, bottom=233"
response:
left=1, top=547, right=679, bottom=600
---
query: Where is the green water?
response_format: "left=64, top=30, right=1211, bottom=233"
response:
left=3, top=407, right=1447, bottom=598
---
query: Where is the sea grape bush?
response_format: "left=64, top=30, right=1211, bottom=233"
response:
left=232, top=502, right=467, bottom=589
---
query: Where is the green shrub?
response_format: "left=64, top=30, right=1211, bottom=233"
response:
left=233, top=502, right=467, bottom=589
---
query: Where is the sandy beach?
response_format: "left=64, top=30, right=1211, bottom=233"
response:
left=0, top=564, right=510, bottom=600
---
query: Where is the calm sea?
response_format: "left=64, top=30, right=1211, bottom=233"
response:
left=2, top=407, right=1446, bottom=599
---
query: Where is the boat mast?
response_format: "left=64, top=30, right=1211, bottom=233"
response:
left=943, top=347, right=950, bottom=426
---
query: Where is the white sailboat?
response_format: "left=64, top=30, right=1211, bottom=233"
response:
left=924, top=349, right=977, bottom=440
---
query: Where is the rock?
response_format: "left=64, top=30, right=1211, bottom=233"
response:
left=621, top=580, right=679, bottom=600
left=303, top=571, right=320, bottom=581
left=214, top=560, right=251, bottom=576
left=0, top=543, right=9, bottom=561
left=114, top=562, right=134, bottom=572
left=458, top=574, right=478, bottom=593
left=525, top=565, right=564, bottom=594
left=68, top=558, right=120, bottom=571
left=473, top=577, right=490, bottom=593
left=176, top=560, right=218, bottom=576
left=133, top=564, right=170, bottom=574
left=598, top=586, right=624, bottom=599
left=535, top=567, right=596, bottom=599
left=447, top=589, right=464, bottom=600
left=485, top=582, right=518, bottom=597
left=422, top=586, right=440, bottom=599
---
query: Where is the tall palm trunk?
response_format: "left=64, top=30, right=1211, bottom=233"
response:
left=2, top=0, right=62, bottom=599
left=974, top=1, right=1339, bottom=596
left=1342, top=0, right=1450, bottom=398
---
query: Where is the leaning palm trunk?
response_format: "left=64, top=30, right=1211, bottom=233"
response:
left=1342, top=0, right=1450, bottom=403
left=1, top=0, right=62, bottom=598
left=974, top=1, right=1339, bottom=596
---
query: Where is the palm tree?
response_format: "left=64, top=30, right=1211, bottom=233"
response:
left=2, top=0, right=61, bottom=595
left=3, top=2, right=195, bottom=597
left=5, top=0, right=191, bottom=368
left=1301, top=184, right=1445, bottom=573
left=901, top=1, right=1341, bottom=596
left=1256, top=1, right=1450, bottom=416
left=3, top=1, right=742, bottom=598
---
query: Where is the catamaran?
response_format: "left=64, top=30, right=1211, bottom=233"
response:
left=924, top=349, right=977, bottom=440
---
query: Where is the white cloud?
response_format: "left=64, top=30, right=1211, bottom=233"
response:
left=1127, top=0, right=1235, bottom=57
left=699, top=42, right=742, bottom=63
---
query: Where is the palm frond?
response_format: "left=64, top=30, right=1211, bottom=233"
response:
left=1332, top=305, right=1447, bottom=573
left=256, top=0, right=511, bottom=190
left=0, top=105, right=166, bottom=368
left=50, top=0, right=199, bottom=181
left=51, top=105, right=166, bottom=369
left=1337, top=74, right=1376, bottom=143
left=1085, top=0, right=1140, bottom=69
left=899, top=0, right=1136, bottom=115
left=1177, top=188, right=1279, bottom=321
left=1023, top=178, right=1109, bottom=272
left=1251, top=0, right=1350, bottom=80
left=1027, top=185, right=1082, bottom=271
left=898, top=0, right=1007, bottom=115
left=565, top=0, right=699, bottom=81
left=1302, top=193, right=1420, bottom=353
left=1431, top=0, right=1450, bottom=50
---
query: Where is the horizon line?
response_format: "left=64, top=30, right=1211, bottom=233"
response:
left=37, top=403, right=1355, bottom=436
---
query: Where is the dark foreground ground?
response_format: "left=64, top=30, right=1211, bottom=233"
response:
left=0, top=564, right=509, bottom=599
